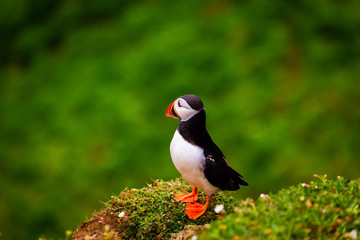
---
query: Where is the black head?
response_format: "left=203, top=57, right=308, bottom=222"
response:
left=166, top=94, right=205, bottom=121
left=180, top=94, right=204, bottom=111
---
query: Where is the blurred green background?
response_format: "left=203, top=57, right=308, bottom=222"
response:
left=0, top=0, right=359, bottom=239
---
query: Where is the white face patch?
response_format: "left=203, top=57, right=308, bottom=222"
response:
left=173, top=97, right=200, bottom=121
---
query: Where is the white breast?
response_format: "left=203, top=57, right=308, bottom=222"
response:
left=170, top=130, right=218, bottom=196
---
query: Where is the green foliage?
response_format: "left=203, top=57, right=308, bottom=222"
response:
left=0, top=0, right=359, bottom=239
left=201, top=175, right=360, bottom=239
left=39, top=230, right=72, bottom=240
left=106, top=178, right=239, bottom=239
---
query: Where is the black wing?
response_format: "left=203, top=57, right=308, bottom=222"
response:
left=204, top=146, right=248, bottom=191
left=176, top=110, right=248, bottom=190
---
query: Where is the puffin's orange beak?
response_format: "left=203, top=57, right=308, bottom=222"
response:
left=166, top=101, right=179, bottom=119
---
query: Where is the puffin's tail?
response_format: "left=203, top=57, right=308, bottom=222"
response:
left=222, top=166, right=248, bottom=191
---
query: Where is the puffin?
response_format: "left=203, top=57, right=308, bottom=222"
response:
left=166, top=94, right=248, bottom=219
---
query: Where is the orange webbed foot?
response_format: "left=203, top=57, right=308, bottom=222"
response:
left=173, top=193, right=199, bottom=203
left=184, top=196, right=210, bottom=219
left=173, top=187, right=198, bottom=203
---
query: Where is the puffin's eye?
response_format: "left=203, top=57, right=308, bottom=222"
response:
left=178, top=100, right=181, bottom=107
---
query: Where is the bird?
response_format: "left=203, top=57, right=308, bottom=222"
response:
left=166, top=94, right=248, bottom=219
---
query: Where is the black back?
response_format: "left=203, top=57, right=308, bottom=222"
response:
left=178, top=109, right=248, bottom=191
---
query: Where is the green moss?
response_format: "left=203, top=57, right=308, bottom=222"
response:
left=105, top=177, right=241, bottom=239
left=201, top=175, right=360, bottom=239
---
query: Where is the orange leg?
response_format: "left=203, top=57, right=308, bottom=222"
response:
left=185, top=196, right=211, bottom=219
left=173, top=186, right=199, bottom=203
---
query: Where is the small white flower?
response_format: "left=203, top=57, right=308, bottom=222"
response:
left=260, top=194, right=269, bottom=199
left=191, top=235, right=198, bottom=240
left=349, top=229, right=357, bottom=240
left=118, top=211, right=125, bottom=218
left=214, top=204, right=225, bottom=214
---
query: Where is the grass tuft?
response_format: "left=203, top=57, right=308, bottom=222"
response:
left=104, top=177, right=241, bottom=239
left=200, top=175, right=360, bottom=239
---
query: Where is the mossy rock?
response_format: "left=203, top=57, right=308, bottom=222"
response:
left=72, top=178, right=242, bottom=239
